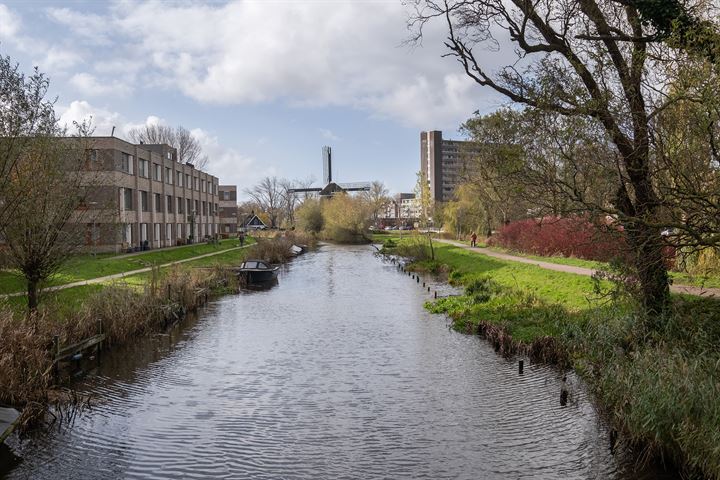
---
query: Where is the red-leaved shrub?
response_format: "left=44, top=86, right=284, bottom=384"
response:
left=489, top=216, right=627, bottom=262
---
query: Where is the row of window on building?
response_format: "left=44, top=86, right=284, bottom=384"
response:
left=118, top=152, right=217, bottom=194
left=120, top=188, right=218, bottom=216
left=120, top=222, right=219, bottom=245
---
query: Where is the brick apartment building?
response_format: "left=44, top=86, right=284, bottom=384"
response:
left=218, top=185, right=238, bottom=235
left=80, top=137, right=220, bottom=253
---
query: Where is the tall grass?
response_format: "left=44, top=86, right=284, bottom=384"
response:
left=246, top=231, right=317, bottom=264
left=563, top=300, right=720, bottom=479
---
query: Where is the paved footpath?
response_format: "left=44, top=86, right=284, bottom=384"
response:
left=435, top=239, right=720, bottom=298
left=1, top=244, right=251, bottom=298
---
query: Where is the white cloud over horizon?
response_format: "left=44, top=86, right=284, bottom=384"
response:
left=1, top=0, right=509, bottom=195
left=34, top=0, right=496, bottom=130
left=56, top=100, right=267, bottom=192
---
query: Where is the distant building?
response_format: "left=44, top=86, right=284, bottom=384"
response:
left=396, top=193, right=421, bottom=219
left=241, top=212, right=267, bottom=230
left=380, top=193, right=421, bottom=226
left=420, top=130, right=477, bottom=202
left=218, top=185, right=238, bottom=235
left=78, top=137, right=220, bottom=253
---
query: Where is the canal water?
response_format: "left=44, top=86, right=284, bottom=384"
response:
left=2, top=244, right=676, bottom=479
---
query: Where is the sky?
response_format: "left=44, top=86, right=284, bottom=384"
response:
left=0, top=0, right=506, bottom=200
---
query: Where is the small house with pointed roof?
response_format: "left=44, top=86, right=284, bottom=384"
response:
left=242, top=211, right=267, bottom=230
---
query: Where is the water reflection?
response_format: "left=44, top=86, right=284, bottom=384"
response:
left=3, top=244, right=678, bottom=479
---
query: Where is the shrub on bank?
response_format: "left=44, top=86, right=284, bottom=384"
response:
left=247, top=231, right=317, bottom=264
left=490, top=216, right=626, bottom=262
left=296, top=195, right=371, bottom=243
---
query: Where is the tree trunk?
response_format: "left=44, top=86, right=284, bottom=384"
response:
left=27, top=278, right=39, bottom=313
left=629, top=223, right=670, bottom=316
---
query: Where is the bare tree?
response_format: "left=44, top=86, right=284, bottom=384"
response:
left=245, top=176, right=283, bottom=228
left=128, top=124, right=208, bottom=169
left=0, top=123, right=104, bottom=312
left=0, top=55, right=58, bottom=230
left=409, top=0, right=720, bottom=315
left=174, top=126, right=208, bottom=170
left=279, top=179, right=300, bottom=228
left=362, top=181, right=391, bottom=225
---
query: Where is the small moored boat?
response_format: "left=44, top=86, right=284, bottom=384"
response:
left=235, top=259, right=279, bottom=284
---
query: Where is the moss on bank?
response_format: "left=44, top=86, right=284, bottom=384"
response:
left=384, top=236, right=720, bottom=480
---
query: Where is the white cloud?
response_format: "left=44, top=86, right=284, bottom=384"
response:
left=190, top=128, right=276, bottom=191
left=45, top=0, right=495, bottom=129
left=57, top=100, right=125, bottom=136
left=46, top=7, right=110, bottom=44
left=318, top=128, right=340, bottom=142
left=34, top=47, right=83, bottom=72
left=56, top=101, right=261, bottom=190
left=70, top=72, right=132, bottom=97
left=0, top=4, right=21, bottom=40
left=0, top=4, right=44, bottom=53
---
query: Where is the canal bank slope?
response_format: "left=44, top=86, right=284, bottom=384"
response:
left=384, top=237, right=720, bottom=480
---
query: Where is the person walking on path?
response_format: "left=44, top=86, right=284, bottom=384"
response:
left=470, top=232, right=477, bottom=247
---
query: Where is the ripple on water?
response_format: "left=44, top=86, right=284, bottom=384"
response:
left=4, top=244, right=678, bottom=480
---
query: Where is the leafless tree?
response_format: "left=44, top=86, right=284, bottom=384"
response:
left=128, top=124, right=208, bottom=169
left=245, top=176, right=283, bottom=228
left=279, top=179, right=299, bottom=228
left=409, top=0, right=720, bottom=315
left=175, top=126, right=208, bottom=170
left=0, top=54, right=58, bottom=230
left=362, top=181, right=391, bottom=225
left=0, top=123, right=106, bottom=312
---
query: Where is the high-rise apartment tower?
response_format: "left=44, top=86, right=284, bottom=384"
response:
left=420, top=131, right=475, bottom=202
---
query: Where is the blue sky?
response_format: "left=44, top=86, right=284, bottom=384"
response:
left=0, top=0, right=504, bottom=199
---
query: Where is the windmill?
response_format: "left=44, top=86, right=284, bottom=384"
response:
left=288, top=146, right=371, bottom=197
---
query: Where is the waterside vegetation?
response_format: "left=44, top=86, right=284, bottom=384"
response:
left=382, top=234, right=720, bottom=479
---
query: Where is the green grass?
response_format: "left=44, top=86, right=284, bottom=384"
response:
left=0, top=238, right=254, bottom=295
left=104, top=247, right=252, bottom=291
left=433, top=243, right=601, bottom=311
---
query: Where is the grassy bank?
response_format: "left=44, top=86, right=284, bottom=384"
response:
left=382, top=235, right=720, bottom=479
left=0, top=237, right=252, bottom=295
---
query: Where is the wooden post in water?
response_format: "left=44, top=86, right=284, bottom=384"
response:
left=97, top=319, right=103, bottom=359
left=52, top=335, right=60, bottom=378
left=434, top=291, right=437, bottom=299
left=518, top=360, right=524, bottom=374
left=416, top=276, right=419, bottom=283
left=427, top=286, right=430, bottom=292
left=560, top=375, right=569, bottom=406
